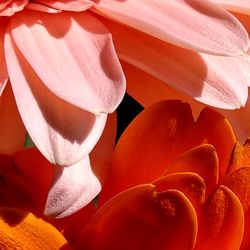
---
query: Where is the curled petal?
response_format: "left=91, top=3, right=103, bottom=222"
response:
left=44, top=156, right=101, bottom=218
left=164, top=144, right=219, bottom=197
left=9, top=10, right=125, bottom=114
left=25, top=2, right=62, bottom=13
left=211, top=0, right=250, bottom=14
left=196, top=185, right=244, bottom=249
left=80, top=185, right=197, bottom=250
left=0, top=0, right=28, bottom=16
left=0, top=83, right=26, bottom=154
left=153, top=173, right=206, bottom=211
left=0, top=207, right=70, bottom=249
left=93, top=0, right=249, bottom=55
left=34, top=0, right=93, bottom=11
left=100, top=17, right=248, bottom=109
left=5, top=30, right=107, bottom=166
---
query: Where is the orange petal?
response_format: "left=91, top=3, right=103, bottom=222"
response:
left=195, top=107, right=236, bottom=179
left=0, top=18, right=8, bottom=94
left=0, top=148, right=54, bottom=216
left=0, top=83, right=26, bottom=154
left=0, top=207, right=71, bottom=249
left=99, top=100, right=195, bottom=204
left=153, top=172, right=205, bottom=211
left=80, top=184, right=197, bottom=250
left=163, top=144, right=219, bottom=197
left=90, top=113, right=117, bottom=184
left=99, top=100, right=235, bottom=204
left=195, top=185, right=244, bottom=249
left=227, top=139, right=250, bottom=173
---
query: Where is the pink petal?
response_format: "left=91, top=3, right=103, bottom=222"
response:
left=9, top=10, right=125, bottom=114
left=25, top=3, right=62, bottom=13
left=34, top=0, right=93, bottom=11
left=93, top=0, right=249, bottom=55
left=124, top=62, right=250, bottom=144
left=0, top=18, right=8, bottom=95
left=0, top=0, right=28, bottom=16
left=44, top=156, right=101, bottom=218
left=4, top=30, right=107, bottom=166
left=211, top=0, right=250, bottom=14
left=101, top=18, right=248, bottom=109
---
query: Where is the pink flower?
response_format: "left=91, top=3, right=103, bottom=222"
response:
left=0, top=0, right=249, bottom=217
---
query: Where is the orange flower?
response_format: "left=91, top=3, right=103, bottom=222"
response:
left=1, top=100, right=250, bottom=249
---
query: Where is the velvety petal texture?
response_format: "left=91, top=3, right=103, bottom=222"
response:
left=4, top=29, right=108, bottom=166
left=9, top=10, right=125, bottom=114
left=93, top=0, right=249, bottom=55
left=100, top=17, right=248, bottom=109
left=0, top=0, right=28, bottom=16
left=44, top=157, right=101, bottom=218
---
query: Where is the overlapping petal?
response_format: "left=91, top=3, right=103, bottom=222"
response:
left=195, top=186, right=244, bottom=249
left=44, top=156, right=101, bottom=218
left=100, top=16, right=248, bottom=109
left=4, top=29, right=108, bottom=166
left=80, top=184, right=197, bottom=250
left=99, top=100, right=235, bottom=204
left=211, top=0, right=250, bottom=14
left=92, top=0, right=249, bottom=55
left=9, top=10, right=125, bottom=114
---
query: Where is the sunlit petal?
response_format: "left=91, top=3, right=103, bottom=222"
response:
left=9, top=10, right=125, bottom=114
left=0, top=207, right=70, bottom=249
left=211, top=0, right=250, bottom=14
left=4, top=30, right=107, bottom=166
left=101, top=17, right=248, bottom=109
left=44, top=156, right=101, bottom=218
left=34, top=0, right=93, bottom=11
left=93, top=0, right=249, bottom=55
